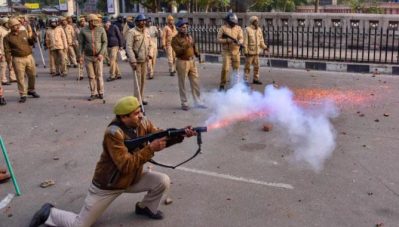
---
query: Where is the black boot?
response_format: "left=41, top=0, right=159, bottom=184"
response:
left=135, top=202, right=163, bottom=220
left=0, top=97, right=6, bottom=105
left=29, top=203, right=53, bottom=227
left=218, top=85, right=225, bottom=92
left=19, top=96, right=27, bottom=103
left=28, top=91, right=40, bottom=98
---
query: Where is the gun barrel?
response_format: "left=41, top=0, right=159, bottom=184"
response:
left=169, top=126, right=207, bottom=137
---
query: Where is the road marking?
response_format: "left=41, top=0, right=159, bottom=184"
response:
left=177, top=167, right=294, bottom=190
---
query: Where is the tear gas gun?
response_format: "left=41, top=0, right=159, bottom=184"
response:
left=124, top=127, right=208, bottom=169
left=222, top=33, right=244, bottom=51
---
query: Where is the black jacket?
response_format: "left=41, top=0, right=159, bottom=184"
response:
left=106, top=24, right=123, bottom=48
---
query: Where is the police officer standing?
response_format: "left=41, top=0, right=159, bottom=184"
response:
left=244, top=16, right=267, bottom=85
left=79, top=14, right=107, bottom=101
left=4, top=18, right=39, bottom=103
left=29, top=96, right=197, bottom=227
left=60, top=16, right=78, bottom=68
left=126, top=14, right=152, bottom=105
left=172, top=20, right=206, bottom=111
left=146, top=18, right=161, bottom=80
left=0, top=17, right=16, bottom=86
left=45, top=18, right=68, bottom=77
left=162, top=15, right=178, bottom=77
left=216, top=12, right=243, bottom=91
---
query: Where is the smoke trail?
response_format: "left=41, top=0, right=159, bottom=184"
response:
left=205, top=83, right=338, bottom=172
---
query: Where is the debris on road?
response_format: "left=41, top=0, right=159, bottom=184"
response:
left=164, top=197, right=173, bottom=205
left=383, top=113, right=389, bottom=117
left=40, top=180, right=55, bottom=188
left=53, top=156, right=60, bottom=160
left=374, top=119, right=380, bottom=122
left=376, top=223, right=384, bottom=227
left=262, top=123, right=273, bottom=132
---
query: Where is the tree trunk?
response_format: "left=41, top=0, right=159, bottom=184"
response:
left=315, top=0, right=319, bottom=13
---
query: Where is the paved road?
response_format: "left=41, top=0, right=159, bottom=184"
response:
left=1, top=55, right=399, bottom=227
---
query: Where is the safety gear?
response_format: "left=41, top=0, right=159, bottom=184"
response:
left=113, top=96, right=140, bottom=115
left=167, top=15, right=174, bottom=22
left=0, top=17, right=9, bottom=25
left=8, top=18, right=20, bottom=27
left=225, top=12, right=238, bottom=24
left=87, top=14, right=99, bottom=22
left=135, top=14, right=147, bottom=22
left=175, top=19, right=188, bottom=28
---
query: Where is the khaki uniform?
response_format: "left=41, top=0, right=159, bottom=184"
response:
left=0, top=26, right=16, bottom=83
left=244, top=25, right=267, bottom=82
left=217, top=24, right=243, bottom=87
left=126, top=27, right=152, bottom=103
left=44, top=119, right=170, bottom=227
left=4, top=31, right=37, bottom=97
left=162, top=25, right=178, bottom=73
left=147, top=26, right=161, bottom=78
left=63, top=24, right=78, bottom=66
left=46, top=26, right=68, bottom=75
left=172, top=34, right=203, bottom=108
left=79, top=26, right=107, bottom=96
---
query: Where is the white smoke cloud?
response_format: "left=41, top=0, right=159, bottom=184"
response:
left=205, top=83, right=339, bottom=172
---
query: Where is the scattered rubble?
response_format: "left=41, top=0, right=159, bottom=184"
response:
left=262, top=123, right=273, bottom=132
left=40, top=180, right=55, bottom=188
left=164, top=197, right=173, bottom=205
left=374, top=119, right=379, bottom=122
left=383, top=113, right=389, bottom=117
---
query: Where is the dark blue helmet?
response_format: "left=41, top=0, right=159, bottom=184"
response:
left=135, top=14, right=147, bottom=22
left=175, top=19, right=189, bottom=28
left=225, top=12, right=238, bottom=24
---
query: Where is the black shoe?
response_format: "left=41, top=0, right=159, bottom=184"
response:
left=218, top=85, right=225, bottom=92
left=77, top=76, right=84, bottom=81
left=61, top=73, right=67, bottom=77
left=170, top=72, right=175, bottom=77
left=135, top=202, right=163, bottom=220
left=28, top=91, right=40, bottom=98
left=253, top=80, right=263, bottom=85
left=97, top=94, right=104, bottom=99
left=181, top=105, right=190, bottom=111
left=19, top=96, right=27, bottom=103
left=73, top=64, right=78, bottom=68
left=1, top=82, right=11, bottom=86
left=88, top=95, right=96, bottom=101
left=106, top=77, right=116, bottom=82
left=116, top=75, right=122, bottom=80
left=148, top=76, right=154, bottom=80
left=142, top=100, right=148, bottom=105
left=10, top=80, right=17, bottom=83
left=0, top=97, right=6, bottom=105
left=54, top=73, right=60, bottom=77
left=29, top=203, right=54, bottom=227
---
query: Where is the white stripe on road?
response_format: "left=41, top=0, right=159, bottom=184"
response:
left=177, top=167, right=294, bottom=190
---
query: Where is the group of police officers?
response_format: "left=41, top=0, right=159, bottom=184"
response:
left=0, top=12, right=270, bottom=227
left=0, top=12, right=268, bottom=110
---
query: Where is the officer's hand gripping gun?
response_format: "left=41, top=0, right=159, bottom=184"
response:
left=124, top=127, right=207, bottom=169
left=222, top=33, right=244, bottom=51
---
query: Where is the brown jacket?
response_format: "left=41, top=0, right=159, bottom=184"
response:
left=162, top=25, right=177, bottom=47
left=217, top=24, right=243, bottom=55
left=4, top=30, right=35, bottom=63
left=125, top=27, right=152, bottom=63
left=171, top=34, right=199, bottom=60
left=244, top=25, right=267, bottom=55
left=92, top=118, right=160, bottom=190
left=63, top=24, right=76, bottom=46
left=45, top=26, right=68, bottom=51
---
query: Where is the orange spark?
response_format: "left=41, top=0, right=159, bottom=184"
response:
left=207, top=110, right=269, bottom=131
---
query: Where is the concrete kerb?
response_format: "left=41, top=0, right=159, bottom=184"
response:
left=216, top=54, right=399, bottom=75
left=157, top=51, right=399, bottom=75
